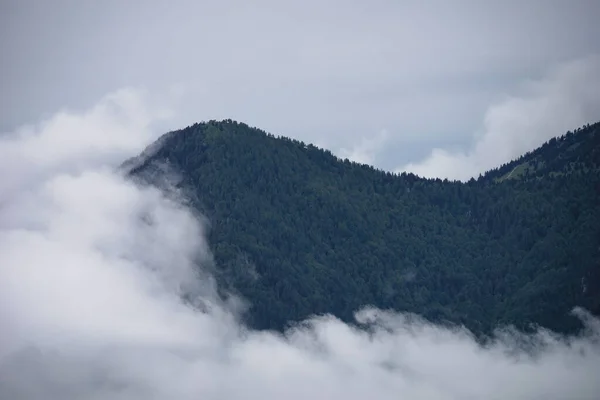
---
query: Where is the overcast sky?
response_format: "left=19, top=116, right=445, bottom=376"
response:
left=2, top=0, right=600, bottom=179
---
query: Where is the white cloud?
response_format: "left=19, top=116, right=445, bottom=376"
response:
left=338, top=129, right=389, bottom=165
left=399, top=55, right=600, bottom=180
left=0, top=87, right=174, bottom=204
left=1, top=90, right=600, bottom=399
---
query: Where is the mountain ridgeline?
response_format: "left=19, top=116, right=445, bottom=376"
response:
left=127, top=120, right=600, bottom=336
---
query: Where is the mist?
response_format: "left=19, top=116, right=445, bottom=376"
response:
left=1, top=90, right=599, bottom=399
left=399, top=55, right=600, bottom=181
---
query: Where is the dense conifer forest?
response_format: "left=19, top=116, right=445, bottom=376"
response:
left=127, top=120, right=600, bottom=336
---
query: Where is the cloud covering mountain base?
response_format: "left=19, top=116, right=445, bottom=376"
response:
left=1, top=90, right=599, bottom=399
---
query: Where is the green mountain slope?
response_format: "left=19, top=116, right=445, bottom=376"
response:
left=127, top=120, right=600, bottom=336
left=484, top=123, right=600, bottom=182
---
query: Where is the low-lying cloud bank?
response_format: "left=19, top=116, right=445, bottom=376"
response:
left=399, top=54, right=600, bottom=181
left=1, top=90, right=599, bottom=399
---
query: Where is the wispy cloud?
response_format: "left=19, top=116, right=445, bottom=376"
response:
left=338, top=129, right=390, bottom=165
left=398, top=55, right=600, bottom=180
left=1, top=90, right=599, bottom=399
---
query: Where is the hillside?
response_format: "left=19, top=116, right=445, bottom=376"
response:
left=483, top=123, right=600, bottom=182
left=126, top=120, right=600, bottom=336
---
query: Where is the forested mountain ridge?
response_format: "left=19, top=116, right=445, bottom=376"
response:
left=126, top=120, right=600, bottom=337
left=482, top=122, right=600, bottom=182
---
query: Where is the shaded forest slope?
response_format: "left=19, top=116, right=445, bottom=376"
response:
left=127, top=120, right=600, bottom=336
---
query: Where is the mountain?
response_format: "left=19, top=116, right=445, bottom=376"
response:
left=126, top=120, right=600, bottom=337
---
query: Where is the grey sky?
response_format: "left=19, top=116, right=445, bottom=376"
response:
left=2, top=0, right=600, bottom=178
